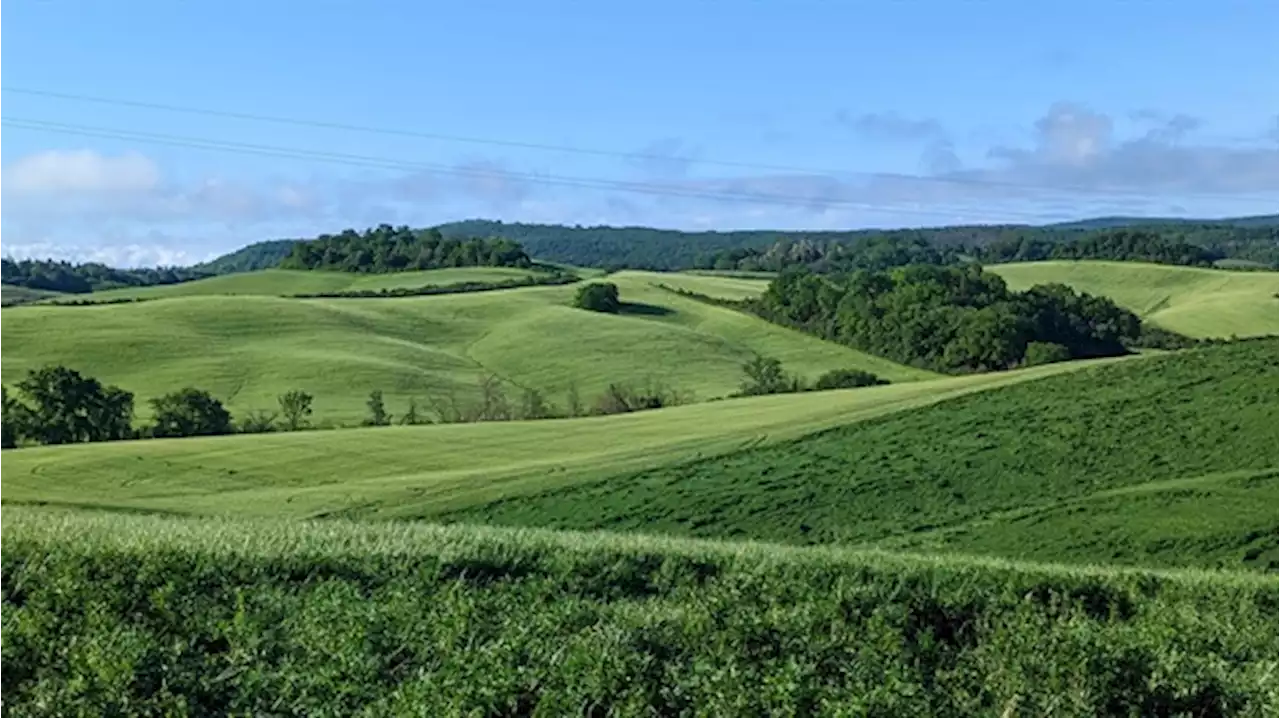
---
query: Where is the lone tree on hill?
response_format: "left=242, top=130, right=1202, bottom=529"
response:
left=149, top=388, right=233, bottom=438
left=278, top=390, right=314, bottom=431
left=365, top=390, right=391, bottom=426
left=573, top=282, right=621, bottom=313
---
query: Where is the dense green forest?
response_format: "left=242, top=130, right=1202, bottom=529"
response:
left=194, top=212, right=1280, bottom=273
left=278, top=224, right=532, bottom=272
left=749, top=264, right=1146, bottom=373
left=0, top=259, right=211, bottom=294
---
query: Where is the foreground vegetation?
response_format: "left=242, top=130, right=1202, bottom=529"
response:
left=3, top=508, right=1275, bottom=717
left=445, top=339, right=1279, bottom=571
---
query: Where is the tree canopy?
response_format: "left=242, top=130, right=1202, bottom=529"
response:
left=278, top=224, right=532, bottom=273
left=752, top=264, right=1144, bottom=373
left=1, top=259, right=211, bottom=295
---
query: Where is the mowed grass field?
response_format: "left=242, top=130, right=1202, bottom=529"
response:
left=989, top=260, right=1279, bottom=338
left=444, top=339, right=1279, bottom=571
left=0, top=356, right=1111, bottom=519
left=41, top=266, right=547, bottom=302
left=0, top=272, right=934, bottom=425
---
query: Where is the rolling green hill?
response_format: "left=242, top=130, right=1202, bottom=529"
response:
left=443, top=339, right=1279, bottom=571
left=0, top=356, right=1107, bottom=519
left=0, top=272, right=935, bottom=425
left=989, top=260, right=1278, bottom=338
left=38, top=267, right=548, bottom=302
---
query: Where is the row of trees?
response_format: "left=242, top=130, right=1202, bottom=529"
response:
left=751, top=264, right=1145, bottom=374
left=700, top=228, right=1261, bottom=275
left=1, top=367, right=318, bottom=449
left=278, top=225, right=532, bottom=273
left=736, top=355, right=888, bottom=397
left=1, top=259, right=211, bottom=295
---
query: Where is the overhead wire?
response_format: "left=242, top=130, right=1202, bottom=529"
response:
left=4, top=86, right=1263, bottom=202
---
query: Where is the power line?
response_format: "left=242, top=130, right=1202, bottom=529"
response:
left=3, top=86, right=1260, bottom=202
left=3, top=116, right=1097, bottom=223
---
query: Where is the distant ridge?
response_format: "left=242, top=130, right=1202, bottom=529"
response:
left=135, top=214, right=1280, bottom=274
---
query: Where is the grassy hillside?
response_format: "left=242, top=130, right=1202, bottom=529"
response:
left=0, top=283, right=64, bottom=306
left=989, top=260, right=1278, bottom=338
left=0, top=358, right=1106, bottom=519
left=4, top=508, right=1275, bottom=716
left=40, top=267, right=547, bottom=302
left=443, top=339, right=1279, bottom=571
left=0, top=271, right=935, bottom=425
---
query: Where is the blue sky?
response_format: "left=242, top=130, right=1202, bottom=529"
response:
left=3, top=0, right=1277, bottom=266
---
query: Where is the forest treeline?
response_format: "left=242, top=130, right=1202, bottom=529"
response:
left=6, top=217, right=1274, bottom=297
left=279, top=224, right=532, bottom=272
left=747, top=264, right=1150, bottom=373
left=0, top=259, right=211, bottom=294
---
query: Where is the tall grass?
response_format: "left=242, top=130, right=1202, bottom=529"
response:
left=3, top=508, right=1276, bottom=716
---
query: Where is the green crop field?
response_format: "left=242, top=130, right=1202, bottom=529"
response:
left=0, top=355, right=1111, bottom=519
left=444, top=339, right=1279, bottom=571
left=37, top=266, right=548, bottom=302
left=0, top=271, right=934, bottom=425
left=3, top=508, right=1275, bottom=716
left=989, top=260, right=1279, bottom=338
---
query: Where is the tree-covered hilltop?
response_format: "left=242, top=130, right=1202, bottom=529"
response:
left=0, top=259, right=212, bottom=295
left=278, top=224, right=533, bottom=273
left=191, top=239, right=299, bottom=275
left=437, top=217, right=1278, bottom=271
left=749, top=264, right=1149, bottom=373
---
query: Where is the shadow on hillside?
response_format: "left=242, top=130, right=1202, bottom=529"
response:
left=618, top=302, right=675, bottom=317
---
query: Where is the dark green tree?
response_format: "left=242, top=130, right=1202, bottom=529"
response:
left=573, top=282, right=621, bottom=313
left=2, top=386, right=24, bottom=449
left=278, top=390, right=314, bottom=431
left=398, top=398, right=424, bottom=425
left=149, top=388, right=233, bottom=438
left=739, top=355, right=792, bottom=396
left=10, top=366, right=134, bottom=445
left=365, top=390, right=391, bottom=426
left=812, top=369, right=889, bottom=391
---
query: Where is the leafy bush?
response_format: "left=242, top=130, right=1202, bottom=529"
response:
left=1021, top=341, right=1073, bottom=367
left=277, top=390, right=314, bottom=431
left=573, top=282, right=621, bottom=313
left=149, top=388, right=234, bottom=438
left=812, top=368, right=889, bottom=390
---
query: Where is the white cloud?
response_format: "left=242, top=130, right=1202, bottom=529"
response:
left=4, top=150, right=161, bottom=196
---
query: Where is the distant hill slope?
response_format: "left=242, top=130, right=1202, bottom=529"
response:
left=45, top=267, right=547, bottom=303
left=0, top=357, right=1119, bottom=519
left=0, top=284, right=64, bottom=306
left=988, top=260, right=1279, bottom=339
left=445, top=338, right=1279, bottom=571
left=190, top=239, right=299, bottom=274
left=1048, top=214, right=1278, bottom=230
left=0, top=272, right=933, bottom=425
left=195, top=215, right=1279, bottom=274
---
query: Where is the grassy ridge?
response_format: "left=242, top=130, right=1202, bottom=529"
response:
left=41, top=267, right=547, bottom=302
left=0, top=358, right=1106, bottom=519
left=0, top=272, right=933, bottom=424
left=3, top=508, right=1275, bottom=716
left=444, top=339, right=1279, bottom=570
left=989, top=260, right=1279, bottom=338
